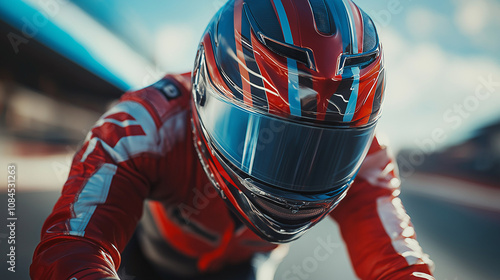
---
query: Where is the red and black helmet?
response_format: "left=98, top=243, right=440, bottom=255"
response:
left=192, top=0, right=385, bottom=243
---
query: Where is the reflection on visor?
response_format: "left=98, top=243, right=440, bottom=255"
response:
left=195, top=68, right=375, bottom=193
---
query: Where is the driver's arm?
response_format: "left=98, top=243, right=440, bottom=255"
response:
left=330, top=137, right=435, bottom=280
left=30, top=88, right=174, bottom=280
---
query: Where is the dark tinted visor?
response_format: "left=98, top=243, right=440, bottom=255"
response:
left=195, top=64, right=376, bottom=193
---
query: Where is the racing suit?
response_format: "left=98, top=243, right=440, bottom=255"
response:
left=30, top=73, right=435, bottom=279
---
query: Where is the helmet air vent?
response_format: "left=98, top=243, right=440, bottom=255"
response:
left=243, top=3, right=317, bottom=71
left=308, top=0, right=336, bottom=35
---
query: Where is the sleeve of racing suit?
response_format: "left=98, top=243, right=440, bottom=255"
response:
left=330, top=137, right=435, bottom=280
left=30, top=95, right=170, bottom=279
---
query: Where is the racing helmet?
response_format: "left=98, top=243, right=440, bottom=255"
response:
left=192, top=0, right=385, bottom=243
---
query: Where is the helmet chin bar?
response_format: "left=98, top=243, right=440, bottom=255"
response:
left=230, top=189, right=311, bottom=244
left=225, top=178, right=347, bottom=243
left=191, top=110, right=346, bottom=243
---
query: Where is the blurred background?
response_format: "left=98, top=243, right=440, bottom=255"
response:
left=0, top=0, right=499, bottom=279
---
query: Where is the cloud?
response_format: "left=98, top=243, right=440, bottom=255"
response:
left=376, top=27, right=500, bottom=151
left=154, top=25, right=199, bottom=73
left=453, top=0, right=500, bottom=51
left=454, top=0, right=490, bottom=36
left=405, top=7, right=449, bottom=39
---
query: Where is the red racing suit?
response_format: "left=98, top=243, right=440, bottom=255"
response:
left=30, top=73, right=435, bottom=280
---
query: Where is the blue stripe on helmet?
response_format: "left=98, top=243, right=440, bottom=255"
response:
left=326, top=0, right=351, bottom=53
left=271, top=0, right=301, bottom=117
left=343, top=67, right=360, bottom=122
left=271, top=0, right=294, bottom=43
left=287, top=59, right=301, bottom=116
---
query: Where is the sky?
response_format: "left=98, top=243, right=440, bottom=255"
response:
left=4, top=0, right=500, bottom=152
left=355, top=0, right=500, bottom=151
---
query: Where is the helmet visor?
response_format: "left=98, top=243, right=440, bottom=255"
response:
left=194, top=75, right=376, bottom=193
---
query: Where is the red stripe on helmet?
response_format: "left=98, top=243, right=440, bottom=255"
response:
left=348, top=0, right=364, bottom=54
left=234, top=0, right=253, bottom=106
left=202, top=34, right=234, bottom=99
left=263, top=0, right=292, bottom=117
left=352, top=55, right=383, bottom=125
left=251, top=31, right=291, bottom=117
left=355, top=81, right=375, bottom=126
left=316, top=78, right=343, bottom=121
